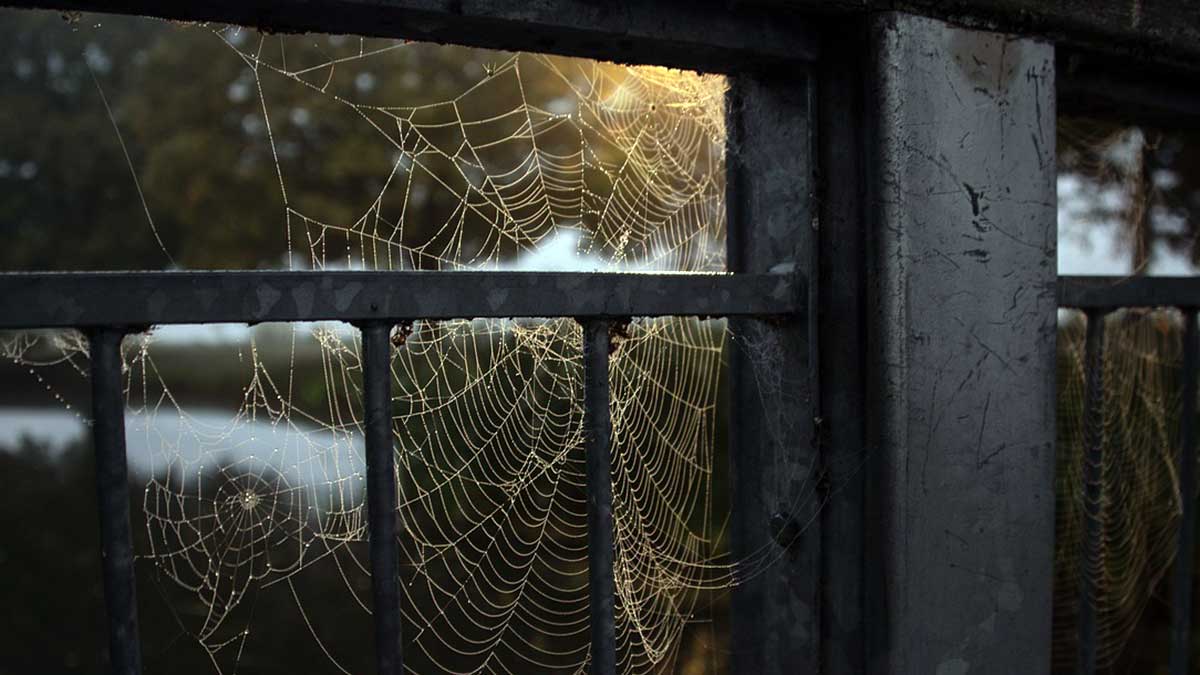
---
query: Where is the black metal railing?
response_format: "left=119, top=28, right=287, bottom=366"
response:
left=0, top=269, right=803, bottom=675
left=1059, top=275, right=1200, bottom=675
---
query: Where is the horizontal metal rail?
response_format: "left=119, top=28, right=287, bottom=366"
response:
left=6, top=0, right=1200, bottom=75
left=0, top=0, right=816, bottom=73
left=0, top=270, right=803, bottom=329
left=1059, top=275, right=1200, bottom=310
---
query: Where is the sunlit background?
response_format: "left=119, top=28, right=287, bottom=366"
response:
left=0, top=9, right=737, bottom=675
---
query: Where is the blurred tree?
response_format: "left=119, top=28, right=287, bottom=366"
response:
left=0, top=9, right=602, bottom=271
left=1059, top=116, right=1200, bottom=273
left=0, top=7, right=667, bottom=273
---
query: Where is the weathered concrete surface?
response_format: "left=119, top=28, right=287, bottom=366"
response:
left=865, top=13, right=1057, bottom=675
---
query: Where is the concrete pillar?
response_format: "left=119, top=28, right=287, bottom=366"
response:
left=865, top=13, right=1057, bottom=675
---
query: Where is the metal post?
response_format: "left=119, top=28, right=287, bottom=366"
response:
left=361, top=322, right=403, bottom=675
left=816, top=19, right=869, bottom=675
left=581, top=319, right=616, bottom=675
left=1171, top=308, right=1199, bottom=675
left=1079, top=309, right=1107, bottom=675
left=725, top=60, right=819, bottom=675
left=88, top=326, right=143, bottom=675
left=866, top=14, right=1057, bottom=673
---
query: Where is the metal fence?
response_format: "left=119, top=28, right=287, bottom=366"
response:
left=0, top=269, right=803, bottom=675
left=1059, top=275, right=1200, bottom=675
left=3, top=0, right=1195, bottom=673
left=0, top=2, right=817, bottom=672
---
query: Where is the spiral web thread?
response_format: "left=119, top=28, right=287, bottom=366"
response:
left=1054, top=310, right=1189, bottom=671
left=1055, top=116, right=1200, bottom=672
left=1, top=19, right=809, bottom=674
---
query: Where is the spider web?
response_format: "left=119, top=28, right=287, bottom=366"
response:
left=1054, top=311, right=1189, bottom=671
left=1054, top=117, right=1200, bottom=672
left=0, top=18, right=803, bottom=674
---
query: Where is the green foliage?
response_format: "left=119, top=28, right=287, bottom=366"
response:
left=0, top=10, right=538, bottom=270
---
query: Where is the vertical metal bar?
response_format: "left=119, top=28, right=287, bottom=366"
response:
left=581, top=319, right=616, bottom=675
left=88, top=327, right=143, bottom=675
left=816, top=19, right=868, bottom=675
left=361, top=322, right=403, bottom=675
left=1171, top=308, right=1199, bottom=675
left=1079, top=309, right=1107, bottom=675
left=725, top=65, right=819, bottom=675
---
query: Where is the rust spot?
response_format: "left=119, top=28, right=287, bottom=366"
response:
left=390, top=320, right=414, bottom=347
left=608, top=319, right=632, bottom=355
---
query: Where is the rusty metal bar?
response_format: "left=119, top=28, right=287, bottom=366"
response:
left=580, top=319, right=615, bottom=675
left=1171, top=308, right=1200, bottom=675
left=0, top=271, right=803, bottom=330
left=88, top=326, right=143, bottom=675
left=360, top=322, right=403, bottom=675
left=1079, top=309, right=1107, bottom=675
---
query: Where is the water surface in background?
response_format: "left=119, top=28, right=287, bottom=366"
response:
left=0, top=405, right=365, bottom=489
